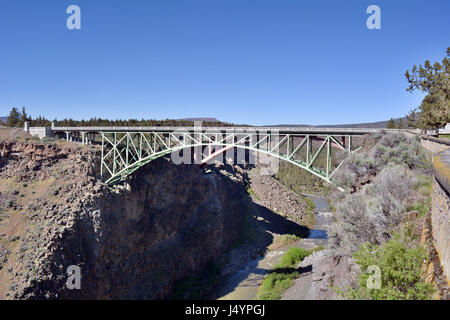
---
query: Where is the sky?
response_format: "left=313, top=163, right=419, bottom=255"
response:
left=0, top=0, right=449, bottom=126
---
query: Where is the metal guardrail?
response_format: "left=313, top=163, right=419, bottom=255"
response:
left=51, top=126, right=414, bottom=135
left=422, top=135, right=450, bottom=146
left=433, top=146, right=450, bottom=195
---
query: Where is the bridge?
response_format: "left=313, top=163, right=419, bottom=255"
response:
left=51, top=126, right=406, bottom=188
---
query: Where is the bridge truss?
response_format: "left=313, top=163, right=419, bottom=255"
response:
left=97, top=128, right=365, bottom=188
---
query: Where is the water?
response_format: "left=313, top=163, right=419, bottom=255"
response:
left=210, top=195, right=332, bottom=300
left=306, top=195, right=330, bottom=240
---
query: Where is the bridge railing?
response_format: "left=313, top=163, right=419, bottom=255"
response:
left=51, top=126, right=413, bottom=134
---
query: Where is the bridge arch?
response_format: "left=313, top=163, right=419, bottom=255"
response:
left=98, top=130, right=362, bottom=191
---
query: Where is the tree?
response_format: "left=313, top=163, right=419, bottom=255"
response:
left=405, top=108, right=420, bottom=128
left=20, top=106, right=29, bottom=126
left=397, top=118, right=404, bottom=129
left=386, top=118, right=396, bottom=129
left=405, top=48, right=450, bottom=131
left=6, top=107, right=21, bottom=127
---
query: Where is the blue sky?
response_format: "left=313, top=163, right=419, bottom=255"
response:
left=0, top=0, right=449, bottom=125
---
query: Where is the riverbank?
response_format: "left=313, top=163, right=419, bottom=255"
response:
left=209, top=195, right=332, bottom=300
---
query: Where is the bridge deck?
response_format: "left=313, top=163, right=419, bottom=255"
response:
left=51, top=126, right=412, bottom=135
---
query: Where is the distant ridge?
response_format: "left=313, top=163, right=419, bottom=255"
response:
left=0, top=116, right=7, bottom=125
left=266, top=117, right=407, bottom=129
left=177, top=117, right=221, bottom=122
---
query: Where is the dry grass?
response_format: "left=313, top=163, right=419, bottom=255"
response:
left=268, top=234, right=302, bottom=251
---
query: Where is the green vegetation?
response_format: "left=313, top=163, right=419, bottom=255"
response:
left=439, top=134, right=450, bottom=139
left=406, top=174, right=433, bottom=219
left=278, top=234, right=302, bottom=244
left=275, top=161, right=323, bottom=193
left=269, top=234, right=302, bottom=250
left=6, top=107, right=23, bottom=127
left=407, top=198, right=432, bottom=219
left=387, top=118, right=396, bottom=129
left=4, top=106, right=237, bottom=128
left=386, top=118, right=407, bottom=129
left=256, top=247, right=314, bottom=300
left=344, top=233, right=435, bottom=300
left=329, top=132, right=438, bottom=300
left=304, top=197, right=315, bottom=215
left=301, top=197, right=317, bottom=227
left=330, top=133, right=432, bottom=251
left=246, top=187, right=259, bottom=200
left=275, top=148, right=338, bottom=193
left=333, top=133, right=430, bottom=191
left=404, top=47, right=449, bottom=131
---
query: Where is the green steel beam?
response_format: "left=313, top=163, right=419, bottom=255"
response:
left=100, top=131, right=363, bottom=191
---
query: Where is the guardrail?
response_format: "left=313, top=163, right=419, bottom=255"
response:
left=434, top=149, right=450, bottom=195
left=422, top=135, right=450, bottom=146
left=423, top=137, right=450, bottom=286
left=51, top=126, right=416, bottom=135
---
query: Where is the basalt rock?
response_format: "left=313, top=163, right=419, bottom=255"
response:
left=0, top=140, right=247, bottom=299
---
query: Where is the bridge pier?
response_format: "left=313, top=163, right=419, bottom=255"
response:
left=77, top=132, right=96, bottom=145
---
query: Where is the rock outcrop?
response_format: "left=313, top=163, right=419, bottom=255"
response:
left=248, top=168, right=313, bottom=226
left=0, top=140, right=248, bottom=299
left=282, top=250, right=359, bottom=300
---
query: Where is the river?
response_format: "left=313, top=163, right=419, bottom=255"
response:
left=210, top=195, right=332, bottom=300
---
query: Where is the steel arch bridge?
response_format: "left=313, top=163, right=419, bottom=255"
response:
left=51, top=126, right=403, bottom=189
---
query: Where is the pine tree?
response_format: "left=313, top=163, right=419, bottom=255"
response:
left=6, top=107, right=21, bottom=127
left=387, top=118, right=396, bottom=129
left=405, top=108, right=420, bottom=128
left=405, top=47, right=450, bottom=131
left=20, top=106, right=28, bottom=126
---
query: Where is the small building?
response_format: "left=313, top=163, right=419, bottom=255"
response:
left=24, top=122, right=54, bottom=139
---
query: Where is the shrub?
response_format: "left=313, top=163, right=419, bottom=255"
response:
left=370, top=133, right=428, bottom=170
left=279, top=247, right=311, bottom=267
left=246, top=187, right=260, bottom=201
left=275, top=234, right=301, bottom=246
left=329, top=165, right=417, bottom=253
left=304, top=197, right=315, bottom=214
left=275, top=149, right=335, bottom=192
left=5, top=199, right=15, bottom=208
left=257, top=247, right=312, bottom=300
left=332, top=132, right=430, bottom=190
left=346, top=233, right=435, bottom=300
left=332, top=166, right=357, bottom=189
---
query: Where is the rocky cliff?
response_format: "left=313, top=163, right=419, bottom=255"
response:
left=0, top=140, right=248, bottom=299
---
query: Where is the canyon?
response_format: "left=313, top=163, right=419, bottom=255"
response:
left=0, top=132, right=447, bottom=300
left=0, top=140, right=251, bottom=299
left=0, top=138, right=321, bottom=299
